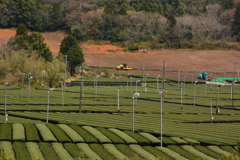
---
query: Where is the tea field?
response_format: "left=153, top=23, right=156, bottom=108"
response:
left=0, top=76, right=239, bottom=159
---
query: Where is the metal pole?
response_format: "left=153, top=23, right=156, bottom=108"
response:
left=28, top=76, right=33, bottom=101
left=41, top=71, right=45, bottom=90
left=132, top=96, right=135, bottom=132
left=4, top=83, right=8, bottom=124
left=216, top=86, right=220, bottom=114
left=47, top=91, right=50, bottom=123
left=194, top=83, right=196, bottom=106
left=22, top=73, right=25, bottom=98
left=160, top=92, right=163, bottom=147
left=178, top=71, right=180, bottom=91
left=79, top=65, right=84, bottom=113
left=135, top=80, right=140, bottom=106
left=62, top=82, right=64, bottom=106
left=180, top=83, right=183, bottom=110
left=210, top=98, right=213, bottom=123
left=192, top=69, right=194, bottom=85
left=162, top=59, right=166, bottom=90
left=64, top=55, right=68, bottom=92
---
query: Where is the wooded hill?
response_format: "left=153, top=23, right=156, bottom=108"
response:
left=0, top=0, right=239, bottom=50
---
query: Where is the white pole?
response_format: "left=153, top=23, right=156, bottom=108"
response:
left=4, top=83, right=8, bottom=124
left=132, top=96, right=135, bottom=132
left=180, top=83, right=183, bottom=110
left=47, top=91, right=50, bottom=123
left=160, top=92, right=163, bottom=147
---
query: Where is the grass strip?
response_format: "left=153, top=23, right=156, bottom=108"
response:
left=109, top=128, right=138, bottom=144
left=82, top=126, right=112, bottom=144
left=26, top=142, right=45, bottom=160
left=46, top=124, right=71, bottom=143
left=52, top=142, right=74, bottom=160
left=13, top=142, right=31, bottom=160
left=69, top=125, right=98, bottom=143
left=221, top=146, right=238, bottom=154
left=194, top=145, right=222, bottom=159
left=129, top=144, right=156, bottom=160
left=0, top=124, right=12, bottom=141
left=96, top=127, right=125, bottom=144
left=39, top=142, right=60, bottom=160
left=0, top=141, right=15, bottom=160
left=115, top=144, right=138, bottom=158
left=139, top=132, right=160, bottom=145
left=12, top=123, right=25, bottom=142
left=155, top=146, right=188, bottom=160
left=124, top=131, right=151, bottom=145
left=24, top=124, right=40, bottom=142
left=170, top=137, right=188, bottom=145
left=35, top=124, right=57, bottom=142
left=162, top=137, right=176, bottom=145
left=77, top=143, right=102, bottom=160
left=58, top=124, right=85, bottom=143
left=103, top=144, right=128, bottom=160
left=168, top=145, right=199, bottom=160
left=143, top=146, right=174, bottom=160
left=89, top=143, right=116, bottom=160
left=182, top=138, right=200, bottom=146
left=181, top=145, right=215, bottom=160
left=64, top=143, right=87, bottom=160
left=207, top=146, right=229, bottom=156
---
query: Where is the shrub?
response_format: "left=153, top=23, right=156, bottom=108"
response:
left=181, top=145, right=213, bottom=160
left=96, top=127, right=125, bottom=144
left=39, top=142, right=60, bottom=160
left=52, top=142, right=74, bottom=160
left=207, top=146, right=229, bottom=155
left=170, top=137, right=188, bottom=145
left=13, top=142, right=31, bottom=160
left=0, top=141, right=15, bottom=160
left=129, top=144, right=156, bottom=160
left=182, top=138, right=200, bottom=146
left=82, top=126, right=112, bottom=144
left=115, top=144, right=137, bottom=158
left=12, top=123, right=25, bottom=142
left=109, top=129, right=138, bottom=144
left=139, top=132, right=160, bottom=145
left=24, top=124, right=40, bottom=142
left=89, top=143, right=116, bottom=160
left=58, top=124, right=85, bottom=143
left=168, top=145, right=199, bottom=160
left=26, top=142, right=45, bottom=160
left=35, top=124, right=57, bottom=142
left=0, top=124, right=12, bottom=141
left=76, top=143, right=101, bottom=160
left=155, top=146, right=188, bottom=160
left=194, top=145, right=222, bottom=159
left=123, top=131, right=151, bottom=146
left=64, top=143, right=87, bottom=159
left=162, top=137, right=176, bottom=145
left=69, top=125, right=98, bottom=143
left=46, top=124, right=71, bottom=143
left=103, top=144, right=128, bottom=160
left=143, top=146, right=173, bottom=160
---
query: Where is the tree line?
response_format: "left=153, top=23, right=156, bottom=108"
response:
left=0, top=0, right=240, bottom=50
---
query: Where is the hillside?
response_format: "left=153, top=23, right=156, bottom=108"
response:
left=0, top=29, right=240, bottom=80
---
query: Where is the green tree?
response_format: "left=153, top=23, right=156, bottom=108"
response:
left=50, top=2, right=62, bottom=30
left=167, top=14, right=177, bottom=28
left=158, top=3, right=164, bottom=15
left=139, top=1, right=150, bottom=12
left=221, top=0, right=233, bottom=10
left=59, top=35, right=85, bottom=76
left=118, top=2, right=127, bottom=15
left=29, top=32, right=53, bottom=62
left=232, top=4, right=240, bottom=41
left=10, top=23, right=29, bottom=50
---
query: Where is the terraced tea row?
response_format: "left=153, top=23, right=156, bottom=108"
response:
left=0, top=123, right=238, bottom=160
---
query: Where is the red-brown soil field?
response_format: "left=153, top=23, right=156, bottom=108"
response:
left=1, top=29, right=240, bottom=80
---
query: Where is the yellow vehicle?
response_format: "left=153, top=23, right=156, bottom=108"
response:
left=116, top=63, right=132, bottom=71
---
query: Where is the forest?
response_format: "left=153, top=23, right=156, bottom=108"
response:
left=0, top=0, right=239, bottom=50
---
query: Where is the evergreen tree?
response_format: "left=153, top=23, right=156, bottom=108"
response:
left=232, top=4, right=240, bottom=40
left=158, top=3, right=164, bottom=15
left=29, top=32, right=53, bottom=62
left=221, top=0, right=233, bottom=10
left=10, top=23, right=29, bottom=50
left=118, top=2, right=127, bottom=15
left=50, top=2, right=62, bottom=30
left=140, top=1, right=150, bottom=12
left=59, top=35, right=85, bottom=76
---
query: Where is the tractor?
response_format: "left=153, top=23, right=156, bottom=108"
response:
left=116, top=63, right=132, bottom=71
